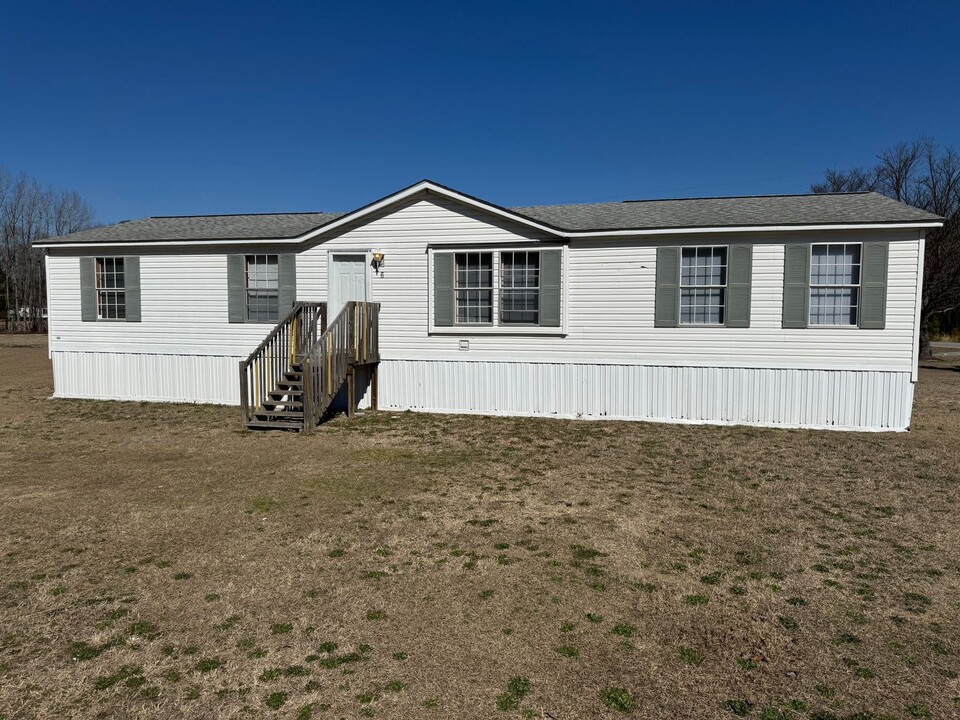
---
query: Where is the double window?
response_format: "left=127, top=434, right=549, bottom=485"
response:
left=245, top=254, right=280, bottom=322
left=453, top=250, right=542, bottom=326
left=680, top=246, right=727, bottom=325
left=809, top=243, right=860, bottom=326
left=96, top=257, right=126, bottom=319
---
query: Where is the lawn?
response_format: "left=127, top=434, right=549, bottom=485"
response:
left=0, top=335, right=958, bottom=719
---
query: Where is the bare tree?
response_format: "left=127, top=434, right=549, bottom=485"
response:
left=813, top=139, right=960, bottom=358
left=0, top=166, right=97, bottom=332
left=811, top=167, right=879, bottom=194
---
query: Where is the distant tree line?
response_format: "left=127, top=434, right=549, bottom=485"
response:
left=0, top=166, right=97, bottom=332
left=811, top=138, right=960, bottom=358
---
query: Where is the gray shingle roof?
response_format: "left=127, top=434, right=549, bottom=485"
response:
left=40, top=211, right=347, bottom=244
left=37, top=189, right=941, bottom=245
left=511, top=192, right=941, bottom=231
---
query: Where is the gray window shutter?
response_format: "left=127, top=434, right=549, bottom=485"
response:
left=859, top=241, right=888, bottom=329
left=124, top=256, right=141, bottom=322
left=227, top=255, right=246, bottom=323
left=539, top=249, right=562, bottom=327
left=725, top=244, right=752, bottom=328
left=278, top=254, right=297, bottom=313
left=80, top=257, right=97, bottom=322
left=433, top=253, right=454, bottom=327
left=782, top=243, right=810, bottom=329
left=654, top=246, right=680, bottom=328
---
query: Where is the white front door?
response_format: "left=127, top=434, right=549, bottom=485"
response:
left=329, top=254, right=369, bottom=317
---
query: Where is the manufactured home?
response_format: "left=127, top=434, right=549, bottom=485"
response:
left=35, top=180, right=943, bottom=432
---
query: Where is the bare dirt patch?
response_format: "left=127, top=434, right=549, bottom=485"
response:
left=1, top=339, right=958, bottom=719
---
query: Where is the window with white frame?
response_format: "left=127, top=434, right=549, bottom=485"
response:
left=455, top=252, right=494, bottom=324
left=500, top=251, right=539, bottom=324
left=96, top=257, right=126, bottom=319
left=680, top=246, right=726, bottom=325
left=809, top=243, right=860, bottom=326
left=245, top=254, right=280, bottom=322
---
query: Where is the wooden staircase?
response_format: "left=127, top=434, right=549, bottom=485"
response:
left=245, top=362, right=306, bottom=430
left=240, top=301, right=380, bottom=432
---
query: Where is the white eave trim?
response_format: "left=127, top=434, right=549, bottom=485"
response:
left=564, top=221, right=944, bottom=237
left=33, top=180, right=945, bottom=249
left=35, top=237, right=310, bottom=249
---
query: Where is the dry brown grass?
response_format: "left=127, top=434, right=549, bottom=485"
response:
left=1, top=334, right=958, bottom=719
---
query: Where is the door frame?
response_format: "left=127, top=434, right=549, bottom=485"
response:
left=326, top=250, right=373, bottom=315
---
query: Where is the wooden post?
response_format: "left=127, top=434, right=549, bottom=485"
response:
left=370, top=363, right=379, bottom=411
left=239, top=361, right=249, bottom=425
left=346, top=367, right=355, bottom=419
left=301, top=356, right=313, bottom=434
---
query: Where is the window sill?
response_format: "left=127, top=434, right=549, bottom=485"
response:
left=430, top=326, right=565, bottom=337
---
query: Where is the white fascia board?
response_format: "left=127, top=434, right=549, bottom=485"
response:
left=565, top=221, right=944, bottom=238
left=35, top=237, right=300, bottom=249
left=912, top=229, right=927, bottom=383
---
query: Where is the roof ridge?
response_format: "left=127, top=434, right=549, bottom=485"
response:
left=620, top=191, right=872, bottom=204
left=509, top=192, right=876, bottom=210
left=148, top=211, right=337, bottom=219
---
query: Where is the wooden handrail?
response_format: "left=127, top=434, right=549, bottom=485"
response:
left=242, top=301, right=325, bottom=365
left=302, top=301, right=380, bottom=431
left=239, top=301, right=327, bottom=424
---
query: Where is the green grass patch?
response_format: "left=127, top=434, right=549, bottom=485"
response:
left=612, top=623, right=635, bottom=638
left=194, top=658, right=222, bottom=673
left=678, top=646, right=703, bottom=666
left=721, top=699, right=753, bottom=716
left=778, top=615, right=799, bottom=630
left=496, top=676, right=531, bottom=711
left=265, top=691, right=288, bottom=709
left=94, top=664, right=142, bottom=690
left=599, top=687, right=635, bottom=713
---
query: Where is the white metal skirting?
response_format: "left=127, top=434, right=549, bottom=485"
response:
left=51, top=351, right=240, bottom=405
left=376, top=360, right=914, bottom=431
left=50, top=352, right=915, bottom=431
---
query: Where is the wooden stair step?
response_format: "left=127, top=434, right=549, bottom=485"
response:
left=254, top=410, right=303, bottom=420
left=246, top=420, right=304, bottom=431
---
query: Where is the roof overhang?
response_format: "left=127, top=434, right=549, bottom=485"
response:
left=34, top=179, right=945, bottom=249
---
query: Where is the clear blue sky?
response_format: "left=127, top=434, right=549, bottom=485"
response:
left=1, top=1, right=957, bottom=224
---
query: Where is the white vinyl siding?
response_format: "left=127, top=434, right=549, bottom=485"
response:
left=294, top=197, right=919, bottom=371
left=47, top=252, right=277, bottom=356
